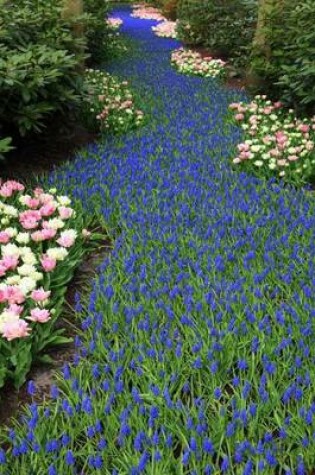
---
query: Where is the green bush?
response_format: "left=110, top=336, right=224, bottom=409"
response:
left=177, top=0, right=257, bottom=68
left=251, top=0, right=315, bottom=114
left=0, top=137, right=14, bottom=160
left=0, top=0, right=87, bottom=137
left=84, top=0, right=111, bottom=64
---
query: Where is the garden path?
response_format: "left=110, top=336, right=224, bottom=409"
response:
left=2, top=6, right=315, bottom=474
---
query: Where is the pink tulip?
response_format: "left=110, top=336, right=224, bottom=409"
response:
left=298, top=124, right=310, bottom=133
left=0, top=231, right=11, bottom=244
left=41, top=228, right=57, bottom=240
left=58, top=206, right=74, bottom=220
left=2, top=255, right=19, bottom=271
left=40, top=255, right=57, bottom=272
left=5, top=286, right=25, bottom=304
left=27, top=308, right=51, bottom=323
left=24, top=196, right=40, bottom=209
left=40, top=203, right=56, bottom=217
left=31, top=288, right=51, bottom=302
left=21, top=218, right=39, bottom=230
left=8, top=304, right=23, bottom=315
left=31, top=230, right=45, bottom=242
left=1, top=319, right=31, bottom=340
left=235, top=113, right=244, bottom=121
left=57, top=234, right=75, bottom=248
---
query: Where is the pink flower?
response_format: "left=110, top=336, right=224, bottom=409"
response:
left=40, top=203, right=56, bottom=217
left=288, top=155, right=299, bottom=161
left=57, top=234, right=75, bottom=248
left=0, top=184, right=13, bottom=198
left=31, top=230, right=45, bottom=242
left=2, top=255, right=19, bottom=271
left=58, top=207, right=73, bottom=220
left=237, top=143, right=250, bottom=152
left=1, top=319, right=31, bottom=340
left=21, top=219, right=39, bottom=230
left=24, top=196, right=40, bottom=209
left=298, top=124, right=310, bottom=133
left=41, top=228, right=57, bottom=240
left=5, top=286, right=25, bottom=304
left=235, top=113, right=244, bottom=121
left=263, top=107, right=273, bottom=115
left=40, top=254, right=57, bottom=272
left=277, top=159, right=287, bottom=167
left=33, top=187, right=44, bottom=197
left=31, top=288, right=51, bottom=302
left=0, top=289, right=7, bottom=303
left=0, top=264, right=7, bottom=277
left=0, top=231, right=11, bottom=244
left=27, top=308, right=51, bottom=323
left=8, top=304, right=23, bottom=315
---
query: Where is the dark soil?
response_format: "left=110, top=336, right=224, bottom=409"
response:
left=1, top=117, right=98, bottom=182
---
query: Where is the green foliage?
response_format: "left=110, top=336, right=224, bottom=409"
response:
left=0, top=137, right=14, bottom=160
left=0, top=0, right=87, bottom=137
left=250, top=0, right=315, bottom=114
left=176, top=0, right=257, bottom=68
left=84, top=0, right=111, bottom=63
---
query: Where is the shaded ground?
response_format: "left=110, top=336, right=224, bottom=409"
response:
left=1, top=118, right=97, bottom=183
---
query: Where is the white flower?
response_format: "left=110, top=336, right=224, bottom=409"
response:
left=19, top=277, right=37, bottom=295
left=5, top=276, right=21, bottom=285
left=18, top=264, right=37, bottom=276
left=57, top=196, right=71, bottom=206
left=16, top=233, right=30, bottom=244
left=251, top=145, right=261, bottom=153
left=1, top=243, right=20, bottom=257
left=2, top=205, right=18, bottom=217
left=254, top=160, right=263, bottom=167
left=21, top=252, right=37, bottom=265
left=269, top=163, right=277, bottom=170
left=30, top=271, right=43, bottom=282
left=4, top=227, right=17, bottom=237
left=45, top=218, right=65, bottom=230
left=47, top=247, right=68, bottom=261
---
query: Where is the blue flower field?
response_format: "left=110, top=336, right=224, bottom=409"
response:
left=1, top=6, right=315, bottom=475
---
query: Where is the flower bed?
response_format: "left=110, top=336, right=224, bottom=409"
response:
left=106, top=17, right=123, bottom=30
left=171, top=47, right=226, bottom=78
left=230, top=95, right=315, bottom=184
left=0, top=181, right=93, bottom=388
left=81, top=69, right=144, bottom=134
left=131, top=5, right=165, bottom=21
left=152, top=20, right=177, bottom=39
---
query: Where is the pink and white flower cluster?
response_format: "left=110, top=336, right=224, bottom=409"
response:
left=230, top=95, right=315, bottom=181
left=152, top=20, right=177, bottom=39
left=131, top=5, right=165, bottom=21
left=106, top=17, right=123, bottom=30
left=0, top=181, right=79, bottom=341
left=171, top=48, right=226, bottom=78
left=84, top=69, right=144, bottom=133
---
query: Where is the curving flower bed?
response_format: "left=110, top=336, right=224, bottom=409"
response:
left=171, top=47, right=226, bottom=78
left=106, top=17, right=123, bottom=30
left=152, top=20, right=177, bottom=39
left=230, top=95, right=315, bottom=184
left=131, top=5, right=165, bottom=21
left=0, top=181, right=93, bottom=388
left=81, top=69, right=144, bottom=134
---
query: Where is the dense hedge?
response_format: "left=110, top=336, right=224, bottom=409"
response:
left=251, top=0, right=315, bottom=114
left=176, top=0, right=257, bottom=68
left=0, top=0, right=111, bottom=156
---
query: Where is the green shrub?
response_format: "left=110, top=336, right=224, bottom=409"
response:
left=251, top=0, right=315, bottom=114
left=177, top=0, right=257, bottom=68
left=0, top=0, right=86, bottom=137
left=84, top=0, right=111, bottom=64
left=0, top=137, right=14, bottom=160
